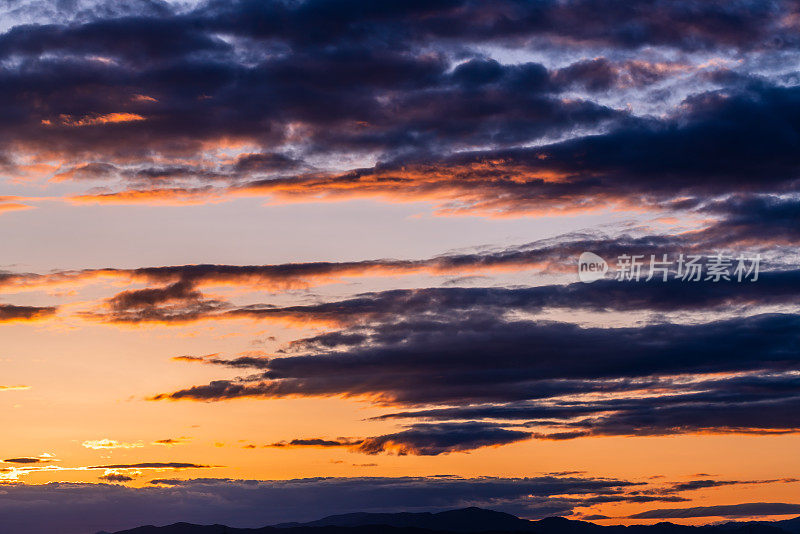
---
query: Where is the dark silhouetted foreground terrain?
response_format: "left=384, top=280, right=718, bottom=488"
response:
left=100, top=507, right=800, bottom=534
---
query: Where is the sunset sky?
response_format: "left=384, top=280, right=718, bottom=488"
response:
left=1, top=1, right=800, bottom=533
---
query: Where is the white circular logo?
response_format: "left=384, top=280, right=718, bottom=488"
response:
left=578, top=252, right=608, bottom=283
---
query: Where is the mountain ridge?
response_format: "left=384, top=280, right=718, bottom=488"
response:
left=99, top=507, right=800, bottom=534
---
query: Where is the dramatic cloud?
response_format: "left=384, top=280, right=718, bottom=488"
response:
left=629, top=503, right=800, bottom=519
left=269, top=422, right=533, bottom=456
left=663, top=479, right=799, bottom=493
left=0, top=20, right=626, bottom=169
left=269, top=438, right=360, bottom=449
left=86, top=462, right=212, bottom=470
left=2, top=0, right=798, bottom=223
left=1, top=1, right=798, bottom=530
left=0, top=475, right=643, bottom=534
left=6, top=190, right=798, bottom=310
left=9, top=202, right=789, bottom=327
left=355, top=423, right=532, bottom=456
left=3, top=457, right=49, bottom=464
left=98, top=473, right=135, bottom=483
left=26, top=0, right=797, bottom=57
left=0, top=304, right=56, bottom=322
left=155, top=311, right=800, bottom=449
left=93, top=279, right=229, bottom=323
left=221, top=270, right=800, bottom=327
left=63, top=81, right=800, bottom=217
left=158, top=313, right=800, bottom=403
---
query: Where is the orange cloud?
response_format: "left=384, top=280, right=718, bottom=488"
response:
left=132, top=94, right=158, bottom=103
left=0, top=202, right=33, bottom=214
left=0, top=304, right=57, bottom=323
left=71, top=187, right=218, bottom=206
left=0, top=385, right=31, bottom=392
left=44, top=113, right=146, bottom=128
left=65, top=155, right=640, bottom=218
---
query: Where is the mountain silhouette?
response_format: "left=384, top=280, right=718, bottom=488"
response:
left=100, top=507, right=800, bottom=534
left=275, top=507, right=533, bottom=532
left=718, top=518, right=800, bottom=534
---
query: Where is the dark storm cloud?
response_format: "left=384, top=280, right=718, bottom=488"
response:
left=157, top=313, right=800, bottom=404
left=376, top=372, right=800, bottom=441
left=87, top=462, right=212, bottom=470
left=269, top=422, right=532, bottom=456
left=582, top=494, right=689, bottom=505
left=0, top=2, right=643, bottom=165
left=629, top=503, right=800, bottom=519
left=225, top=81, right=800, bottom=216
left=548, top=58, right=687, bottom=93
left=20, top=0, right=793, bottom=54
left=3, top=0, right=800, bottom=470
left=98, top=473, right=134, bottom=482
left=355, top=422, right=532, bottom=455
left=1, top=0, right=798, bottom=221
left=233, top=152, right=305, bottom=173
left=571, top=391, right=800, bottom=438
left=0, top=45, right=622, bottom=162
left=0, top=304, right=56, bottom=322
left=155, top=312, right=800, bottom=444
left=0, top=16, right=230, bottom=62
left=104, top=276, right=771, bottom=325
left=356, top=377, right=800, bottom=444
left=197, top=0, right=798, bottom=51
left=0, top=475, right=642, bottom=534
left=697, top=195, right=800, bottom=246
left=2, top=0, right=176, bottom=28
left=4, top=457, right=48, bottom=464
left=185, top=354, right=271, bottom=369
left=270, top=438, right=358, bottom=448
left=69, top=78, right=797, bottom=215
left=2, top=1, right=792, bottom=172
left=82, top=279, right=229, bottom=323
left=664, top=479, right=799, bottom=493
left=106, top=280, right=202, bottom=310
left=224, top=270, right=800, bottom=326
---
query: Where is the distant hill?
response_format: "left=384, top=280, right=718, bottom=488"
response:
left=102, top=507, right=800, bottom=534
left=275, top=507, right=534, bottom=532
left=718, top=517, right=800, bottom=534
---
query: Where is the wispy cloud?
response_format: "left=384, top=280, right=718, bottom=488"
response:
left=629, top=503, right=800, bottom=519
left=81, top=439, right=144, bottom=450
